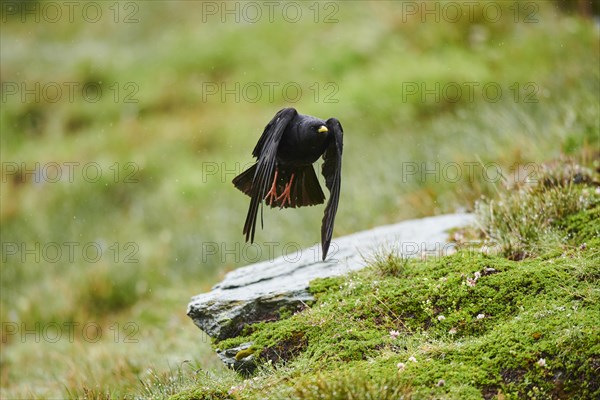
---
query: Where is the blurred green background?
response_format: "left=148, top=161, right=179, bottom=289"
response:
left=1, top=0, right=598, bottom=397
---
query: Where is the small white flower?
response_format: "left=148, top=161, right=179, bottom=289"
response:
left=397, top=362, right=406, bottom=370
left=477, top=313, right=485, bottom=320
left=537, top=358, right=546, bottom=367
left=466, top=278, right=477, bottom=287
left=474, top=271, right=481, bottom=280
left=408, top=356, right=417, bottom=363
left=449, top=327, right=457, bottom=335
left=389, top=329, right=400, bottom=339
left=437, top=315, right=446, bottom=321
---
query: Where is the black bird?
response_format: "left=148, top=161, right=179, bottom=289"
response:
left=232, top=107, right=343, bottom=260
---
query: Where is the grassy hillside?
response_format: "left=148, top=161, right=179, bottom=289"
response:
left=1, top=1, right=598, bottom=398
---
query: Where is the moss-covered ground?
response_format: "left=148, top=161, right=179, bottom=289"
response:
left=170, top=166, right=599, bottom=399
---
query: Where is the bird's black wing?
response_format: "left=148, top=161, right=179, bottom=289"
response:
left=321, top=118, right=343, bottom=260
left=243, top=107, right=297, bottom=243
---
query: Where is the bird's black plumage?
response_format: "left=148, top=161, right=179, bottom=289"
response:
left=232, top=108, right=344, bottom=260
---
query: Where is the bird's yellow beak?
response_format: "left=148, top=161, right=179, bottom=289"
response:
left=318, top=125, right=328, bottom=133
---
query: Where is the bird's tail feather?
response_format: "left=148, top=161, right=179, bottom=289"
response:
left=235, top=164, right=325, bottom=243
left=270, top=165, right=325, bottom=208
left=232, top=163, right=257, bottom=197
left=233, top=164, right=325, bottom=208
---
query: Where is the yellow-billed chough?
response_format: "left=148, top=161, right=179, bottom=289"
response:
left=233, top=107, right=343, bottom=260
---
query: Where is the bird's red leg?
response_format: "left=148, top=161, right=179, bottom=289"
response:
left=264, top=168, right=279, bottom=206
left=276, top=173, right=295, bottom=208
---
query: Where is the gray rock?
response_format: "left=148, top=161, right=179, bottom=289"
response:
left=187, top=213, right=475, bottom=341
left=215, top=342, right=256, bottom=374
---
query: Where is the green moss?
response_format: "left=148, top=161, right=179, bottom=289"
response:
left=562, top=204, right=600, bottom=245
left=216, top=336, right=249, bottom=353
left=308, top=277, right=344, bottom=297
left=234, top=348, right=256, bottom=362
left=201, top=237, right=598, bottom=398
left=187, top=174, right=600, bottom=399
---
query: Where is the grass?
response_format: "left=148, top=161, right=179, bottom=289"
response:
left=1, top=0, right=599, bottom=398
left=170, top=161, right=600, bottom=399
left=474, top=161, right=599, bottom=260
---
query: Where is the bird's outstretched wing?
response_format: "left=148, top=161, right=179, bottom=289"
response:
left=321, top=118, right=343, bottom=260
left=243, top=107, right=297, bottom=243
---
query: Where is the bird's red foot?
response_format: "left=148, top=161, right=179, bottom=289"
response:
left=276, top=173, right=295, bottom=208
left=264, top=169, right=280, bottom=206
